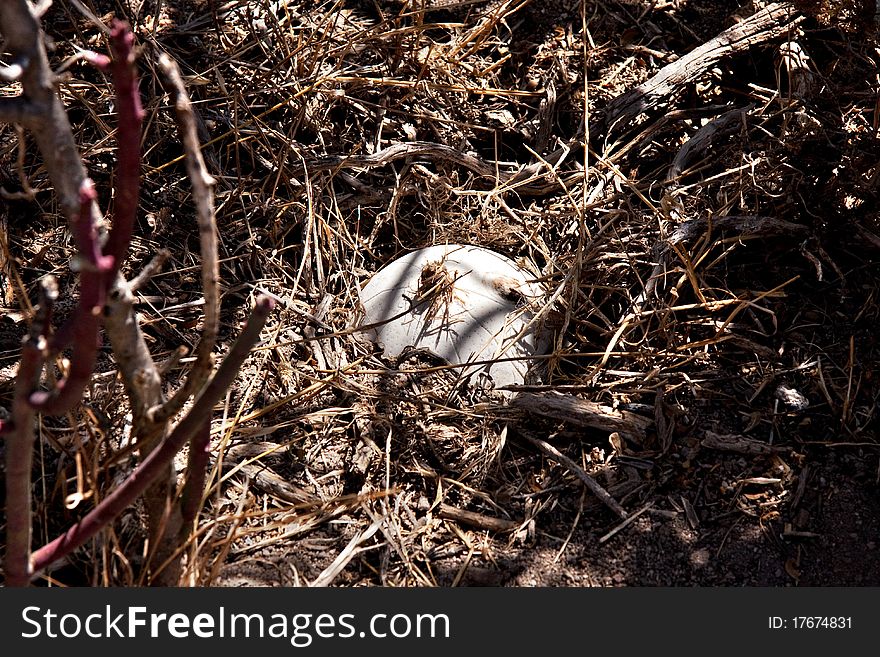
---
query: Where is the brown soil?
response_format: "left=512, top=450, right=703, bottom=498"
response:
left=2, top=0, right=879, bottom=587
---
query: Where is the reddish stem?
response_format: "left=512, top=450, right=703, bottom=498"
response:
left=181, top=419, right=212, bottom=528
left=29, top=180, right=111, bottom=414
left=4, top=339, right=45, bottom=586
left=101, top=20, right=144, bottom=277
left=4, top=279, right=55, bottom=586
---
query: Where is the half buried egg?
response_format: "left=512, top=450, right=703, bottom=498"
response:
left=357, top=244, right=549, bottom=390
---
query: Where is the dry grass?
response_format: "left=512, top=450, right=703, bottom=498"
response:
left=1, top=0, right=879, bottom=586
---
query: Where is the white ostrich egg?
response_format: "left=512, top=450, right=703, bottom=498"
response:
left=357, top=244, right=548, bottom=389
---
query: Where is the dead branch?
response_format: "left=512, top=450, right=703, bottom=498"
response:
left=511, top=392, right=653, bottom=443
left=288, top=141, right=497, bottom=185
left=437, top=503, right=520, bottom=533
left=601, top=3, right=803, bottom=140
left=667, top=215, right=811, bottom=244
left=701, top=431, right=790, bottom=455
left=666, top=105, right=752, bottom=184
left=216, top=443, right=320, bottom=505
left=148, top=52, right=220, bottom=426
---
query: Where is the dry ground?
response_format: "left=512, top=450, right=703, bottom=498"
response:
left=2, top=0, right=879, bottom=586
